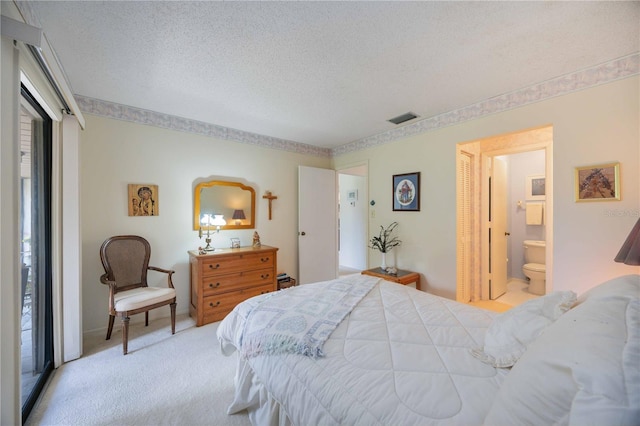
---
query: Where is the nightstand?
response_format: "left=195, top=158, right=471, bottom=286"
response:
left=361, top=267, right=421, bottom=290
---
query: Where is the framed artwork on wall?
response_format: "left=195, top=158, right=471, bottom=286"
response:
left=526, top=175, right=546, bottom=201
left=128, top=184, right=159, bottom=216
left=393, top=172, right=420, bottom=211
left=574, top=162, right=620, bottom=202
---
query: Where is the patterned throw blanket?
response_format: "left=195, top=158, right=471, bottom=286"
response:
left=239, top=274, right=379, bottom=359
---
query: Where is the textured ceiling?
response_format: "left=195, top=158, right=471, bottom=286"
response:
left=26, top=1, right=640, bottom=149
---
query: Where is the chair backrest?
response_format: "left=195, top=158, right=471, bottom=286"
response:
left=100, top=235, right=151, bottom=293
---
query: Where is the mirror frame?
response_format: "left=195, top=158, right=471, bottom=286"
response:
left=193, top=180, right=256, bottom=230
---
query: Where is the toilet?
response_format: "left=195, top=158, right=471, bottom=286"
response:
left=522, top=240, right=546, bottom=295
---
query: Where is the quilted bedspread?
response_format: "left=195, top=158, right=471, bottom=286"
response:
left=240, top=274, right=377, bottom=359
left=217, top=276, right=510, bottom=425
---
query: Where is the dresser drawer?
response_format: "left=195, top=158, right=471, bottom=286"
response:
left=201, top=252, right=275, bottom=276
left=202, top=268, right=275, bottom=296
left=189, top=246, right=278, bottom=326
left=202, top=284, right=274, bottom=323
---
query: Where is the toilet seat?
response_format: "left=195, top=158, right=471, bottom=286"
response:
left=523, top=263, right=545, bottom=272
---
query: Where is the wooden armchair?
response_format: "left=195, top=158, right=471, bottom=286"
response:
left=99, top=235, right=176, bottom=355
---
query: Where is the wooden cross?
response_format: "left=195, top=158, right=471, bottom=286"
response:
left=262, top=191, right=278, bottom=220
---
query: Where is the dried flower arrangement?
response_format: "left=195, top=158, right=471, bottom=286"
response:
left=369, top=222, right=402, bottom=253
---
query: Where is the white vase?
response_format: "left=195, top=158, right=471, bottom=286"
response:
left=380, top=252, right=387, bottom=270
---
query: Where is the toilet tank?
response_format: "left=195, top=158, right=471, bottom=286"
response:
left=523, top=240, right=545, bottom=264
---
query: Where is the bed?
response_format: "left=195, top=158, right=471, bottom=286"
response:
left=217, top=273, right=639, bottom=425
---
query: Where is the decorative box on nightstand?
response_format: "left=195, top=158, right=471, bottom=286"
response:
left=277, top=278, right=297, bottom=290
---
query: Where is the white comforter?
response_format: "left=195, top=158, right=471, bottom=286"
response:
left=217, top=276, right=510, bottom=425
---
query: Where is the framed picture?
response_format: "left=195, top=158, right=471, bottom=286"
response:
left=393, top=172, right=420, bottom=211
left=128, top=184, right=159, bottom=216
left=230, top=238, right=241, bottom=249
left=346, top=189, right=358, bottom=201
left=574, top=162, right=620, bottom=202
left=526, top=175, right=546, bottom=201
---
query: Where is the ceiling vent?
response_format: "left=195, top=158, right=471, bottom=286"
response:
left=388, top=112, right=418, bottom=125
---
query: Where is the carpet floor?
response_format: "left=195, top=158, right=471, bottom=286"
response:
left=26, top=314, right=250, bottom=426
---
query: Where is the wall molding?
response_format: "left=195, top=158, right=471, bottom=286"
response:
left=73, top=96, right=332, bottom=158
left=334, top=53, right=639, bottom=156
left=75, top=53, right=638, bottom=158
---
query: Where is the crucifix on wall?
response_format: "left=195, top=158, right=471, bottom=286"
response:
left=263, top=191, right=278, bottom=220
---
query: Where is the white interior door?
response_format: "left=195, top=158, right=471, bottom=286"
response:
left=298, top=166, right=337, bottom=284
left=490, top=157, right=508, bottom=299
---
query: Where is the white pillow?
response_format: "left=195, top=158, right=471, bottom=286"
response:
left=576, top=273, right=640, bottom=303
left=484, top=275, right=640, bottom=426
left=568, top=297, right=640, bottom=426
left=472, top=291, right=576, bottom=367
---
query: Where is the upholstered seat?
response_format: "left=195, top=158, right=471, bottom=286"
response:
left=100, top=235, right=176, bottom=355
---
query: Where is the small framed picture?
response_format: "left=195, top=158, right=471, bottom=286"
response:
left=526, top=175, right=545, bottom=201
left=393, top=172, right=420, bottom=211
left=574, top=162, right=620, bottom=202
left=346, top=189, right=358, bottom=201
left=230, top=238, right=241, bottom=248
left=128, top=184, right=159, bottom=216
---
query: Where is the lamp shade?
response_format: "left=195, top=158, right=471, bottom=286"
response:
left=211, top=214, right=226, bottom=227
left=614, top=218, right=640, bottom=265
left=200, top=213, right=213, bottom=226
left=211, top=214, right=227, bottom=226
left=232, top=209, right=246, bottom=220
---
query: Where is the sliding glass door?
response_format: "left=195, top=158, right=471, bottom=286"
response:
left=20, top=86, right=54, bottom=422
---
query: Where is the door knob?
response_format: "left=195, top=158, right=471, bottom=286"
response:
left=300, top=231, right=306, bottom=236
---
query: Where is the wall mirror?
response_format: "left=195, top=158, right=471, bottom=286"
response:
left=193, top=180, right=256, bottom=230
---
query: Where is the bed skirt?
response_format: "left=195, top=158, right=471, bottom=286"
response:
left=228, top=355, right=293, bottom=426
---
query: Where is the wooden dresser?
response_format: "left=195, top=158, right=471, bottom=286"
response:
left=188, top=245, right=278, bottom=326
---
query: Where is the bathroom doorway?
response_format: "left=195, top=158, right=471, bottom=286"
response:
left=492, top=151, right=547, bottom=302
left=456, top=125, right=553, bottom=305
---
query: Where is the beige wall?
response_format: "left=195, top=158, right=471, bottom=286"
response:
left=80, top=116, right=330, bottom=332
left=81, top=76, right=639, bottom=332
left=333, top=76, right=640, bottom=299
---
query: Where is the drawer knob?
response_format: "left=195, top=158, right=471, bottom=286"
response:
left=209, top=301, right=220, bottom=307
left=260, top=257, right=269, bottom=263
left=208, top=282, right=220, bottom=288
left=261, top=274, right=270, bottom=280
left=208, top=263, right=220, bottom=269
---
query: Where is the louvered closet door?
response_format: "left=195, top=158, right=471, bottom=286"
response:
left=457, top=152, right=472, bottom=302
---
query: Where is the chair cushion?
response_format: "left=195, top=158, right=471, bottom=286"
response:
left=114, top=287, right=176, bottom=312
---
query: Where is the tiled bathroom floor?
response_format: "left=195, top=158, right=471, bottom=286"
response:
left=496, top=279, right=540, bottom=306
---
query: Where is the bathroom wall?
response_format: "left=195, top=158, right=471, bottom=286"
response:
left=506, top=150, right=546, bottom=280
